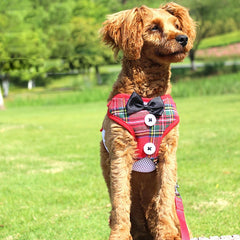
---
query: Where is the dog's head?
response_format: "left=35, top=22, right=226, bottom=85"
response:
left=100, top=2, right=196, bottom=63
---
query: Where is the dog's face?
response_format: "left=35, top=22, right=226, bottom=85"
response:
left=101, top=3, right=196, bottom=64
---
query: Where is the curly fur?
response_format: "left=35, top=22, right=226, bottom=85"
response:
left=100, top=3, right=196, bottom=240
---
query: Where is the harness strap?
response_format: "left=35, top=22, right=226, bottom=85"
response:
left=175, top=196, right=190, bottom=240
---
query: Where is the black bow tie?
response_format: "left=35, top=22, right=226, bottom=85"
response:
left=126, top=92, right=164, bottom=116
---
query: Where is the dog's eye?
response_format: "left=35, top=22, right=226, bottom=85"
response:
left=151, top=25, right=160, bottom=31
left=175, top=24, right=181, bottom=30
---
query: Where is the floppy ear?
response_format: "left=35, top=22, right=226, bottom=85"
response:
left=162, top=2, right=196, bottom=49
left=100, top=8, right=144, bottom=60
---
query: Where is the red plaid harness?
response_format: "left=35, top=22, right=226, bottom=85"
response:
left=103, top=93, right=190, bottom=240
left=107, top=93, right=179, bottom=161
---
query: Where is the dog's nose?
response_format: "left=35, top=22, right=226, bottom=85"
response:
left=175, top=35, right=188, bottom=47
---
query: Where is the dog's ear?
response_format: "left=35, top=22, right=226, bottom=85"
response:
left=100, top=8, right=144, bottom=60
left=162, top=2, right=196, bottom=49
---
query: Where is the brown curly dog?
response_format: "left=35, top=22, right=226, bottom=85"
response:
left=100, top=2, right=196, bottom=240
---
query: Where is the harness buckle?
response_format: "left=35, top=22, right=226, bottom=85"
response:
left=152, top=157, right=159, bottom=169
left=175, top=183, right=181, bottom=198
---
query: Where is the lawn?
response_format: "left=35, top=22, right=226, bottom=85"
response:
left=0, top=94, right=240, bottom=239
left=198, top=31, right=240, bottom=49
left=0, top=103, right=109, bottom=240
left=4, top=72, right=240, bottom=108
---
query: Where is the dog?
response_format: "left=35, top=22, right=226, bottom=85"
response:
left=100, top=3, right=196, bottom=240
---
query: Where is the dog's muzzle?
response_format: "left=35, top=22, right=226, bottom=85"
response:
left=175, top=35, right=188, bottom=47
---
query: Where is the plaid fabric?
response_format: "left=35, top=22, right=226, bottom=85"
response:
left=107, top=93, right=179, bottom=159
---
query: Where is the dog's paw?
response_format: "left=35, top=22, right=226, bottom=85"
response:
left=109, top=230, right=132, bottom=240
left=157, top=233, right=181, bottom=240
left=154, top=227, right=181, bottom=240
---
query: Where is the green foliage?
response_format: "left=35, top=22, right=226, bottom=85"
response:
left=178, top=0, right=240, bottom=35
left=0, top=0, right=116, bottom=86
left=0, top=0, right=239, bottom=86
left=172, top=72, right=240, bottom=98
left=211, top=18, right=238, bottom=37
left=48, top=25, right=73, bottom=59
left=175, top=0, right=240, bottom=67
left=199, top=31, right=240, bottom=49
left=3, top=71, right=240, bottom=108
left=48, top=3, right=72, bottom=25
left=203, top=62, right=225, bottom=75
left=24, top=6, right=49, bottom=29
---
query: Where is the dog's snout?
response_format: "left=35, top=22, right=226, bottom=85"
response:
left=175, top=35, right=188, bottom=47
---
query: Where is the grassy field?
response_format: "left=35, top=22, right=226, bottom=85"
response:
left=4, top=71, right=240, bottom=108
left=198, top=31, right=240, bottom=49
left=0, top=103, right=109, bottom=240
left=0, top=92, right=240, bottom=239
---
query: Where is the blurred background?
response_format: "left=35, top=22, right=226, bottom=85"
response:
left=0, top=0, right=239, bottom=107
left=0, top=1, right=239, bottom=239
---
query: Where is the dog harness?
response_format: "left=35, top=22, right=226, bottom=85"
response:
left=102, top=93, right=190, bottom=239
left=102, top=92, right=179, bottom=172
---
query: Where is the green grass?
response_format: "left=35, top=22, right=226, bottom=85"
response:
left=4, top=71, right=240, bottom=108
left=0, top=103, right=109, bottom=240
left=5, top=85, right=111, bottom=108
left=172, top=72, right=240, bottom=97
left=199, top=31, right=240, bottom=49
left=0, top=94, right=240, bottom=239
left=176, top=95, right=240, bottom=236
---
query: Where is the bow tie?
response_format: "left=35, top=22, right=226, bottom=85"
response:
left=126, top=92, right=164, bottom=116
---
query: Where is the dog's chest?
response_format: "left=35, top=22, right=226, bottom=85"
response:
left=103, top=93, right=179, bottom=172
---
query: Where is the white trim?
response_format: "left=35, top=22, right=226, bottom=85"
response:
left=101, top=129, right=156, bottom=173
left=102, top=129, right=109, bottom=152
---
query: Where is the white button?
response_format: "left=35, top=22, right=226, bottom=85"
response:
left=145, top=114, right=156, bottom=127
left=143, top=143, right=156, bottom=155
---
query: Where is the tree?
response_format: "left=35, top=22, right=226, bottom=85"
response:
left=175, top=0, right=240, bottom=70
left=70, top=0, right=115, bottom=84
left=0, top=0, right=52, bottom=87
left=3, top=0, right=238, bottom=86
left=0, top=85, right=4, bottom=109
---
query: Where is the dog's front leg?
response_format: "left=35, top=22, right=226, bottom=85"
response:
left=106, top=123, right=136, bottom=240
left=147, top=127, right=181, bottom=240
